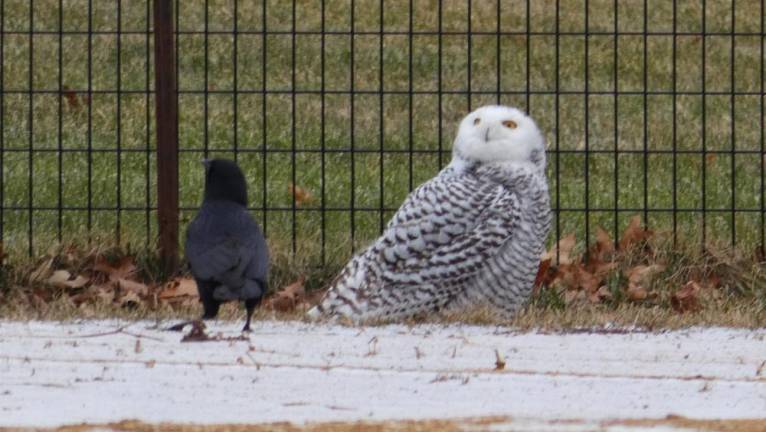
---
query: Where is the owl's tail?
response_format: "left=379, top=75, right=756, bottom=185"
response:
left=305, top=255, right=371, bottom=321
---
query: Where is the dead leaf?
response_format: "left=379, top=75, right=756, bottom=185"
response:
left=626, top=284, right=648, bottom=301
left=551, top=264, right=579, bottom=290
left=549, top=260, right=614, bottom=305
left=93, top=285, right=116, bottom=304
left=93, top=256, right=136, bottom=281
left=542, top=234, right=576, bottom=265
left=704, top=274, right=721, bottom=290
left=588, top=285, right=612, bottom=303
left=265, top=275, right=306, bottom=312
left=586, top=258, right=617, bottom=279
left=288, top=183, right=314, bottom=206
left=532, top=258, right=552, bottom=292
left=625, top=264, right=666, bottom=301
left=29, top=258, right=54, bottom=283
left=627, top=264, right=666, bottom=286
left=158, top=277, right=198, bottom=301
left=117, top=290, right=142, bottom=308
left=117, top=279, right=149, bottom=296
left=619, top=216, right=653, bottom=251
left=590, top=227, right=615, bottom=261
left=578, top=267, right=602, bottom=295
left=671, top=281, right=702, bottom=313
left=62, top=86, right=81, bottom=110
left=47, top=270, right=89, bottom=289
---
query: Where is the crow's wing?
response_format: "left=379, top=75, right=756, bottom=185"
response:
left=185, top=203, right=266, bottom=290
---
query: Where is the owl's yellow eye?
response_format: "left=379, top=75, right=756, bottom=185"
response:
left=502, top=120, right=517, bottom=129
left=473, top=117, right=481, bottom=125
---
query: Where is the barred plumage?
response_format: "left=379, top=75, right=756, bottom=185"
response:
left=308, top=106, right=551, bottom=321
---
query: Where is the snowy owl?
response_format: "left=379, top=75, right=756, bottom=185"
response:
left=308, top=105, right=551, bottom=321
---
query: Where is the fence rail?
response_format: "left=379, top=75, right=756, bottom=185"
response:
left=0, top=0, right=764, bottom=268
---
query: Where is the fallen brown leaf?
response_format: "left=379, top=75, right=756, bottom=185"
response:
left=588, top=285, right=613, bottom=303
left=93, top=285, right=116, bottom=304
left=577, top=267, right=602, bottom=295
left=625, top=264, right=666, bottom=301
left=550, top=260, right=614, bottom=305
left=626, top=284, right=648, bottom=301
left=704, top=274, right=721, bottom=290
left=117, top=290, right=142, bottom=308
left=626, top=264, right=666, bottom=286
left=117, top=278, right=150, bottom=296
left=47, top=270, right=89, bottom=289
left=619, top=216, right=653, bottom=251
left=29, top=258, right=54, bottom=283
left=532, top=258, right=552, bottom=292
left=94, top=256, right=137, bottom=282
left=62, top=86, right=81, bottom=110
left=590, top=227, right=615, bottom=261
left=542, top=234, right=576, bottom=266
left=288, top=183, right=314, bottom=206
left=158, top=277, right=198, bottom=301
left=671, top=281, right=702, bottom=313
left=265, top=275, right=306, bottom=312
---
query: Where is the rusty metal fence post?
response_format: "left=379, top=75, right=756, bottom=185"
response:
left=153, top=0, right=179, bottom=274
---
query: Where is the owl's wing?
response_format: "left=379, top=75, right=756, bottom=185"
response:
left=373, top=173, right=522, bottom=287
left=309, top=171, right=522, bottom=321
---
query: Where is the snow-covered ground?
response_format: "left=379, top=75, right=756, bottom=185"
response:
left=1, top=320, right=765, bottom=430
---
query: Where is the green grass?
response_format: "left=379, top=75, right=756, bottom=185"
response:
left=1, top=0, right=765, bottom=277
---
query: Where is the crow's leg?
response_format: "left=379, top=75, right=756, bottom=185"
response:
left=202, top=301, right=221, bottom=320
left=242, top=298, right=260, bottom=332
left=166, top=280, right=219, bottom=331
left=195, top=280, right=221, bottom=320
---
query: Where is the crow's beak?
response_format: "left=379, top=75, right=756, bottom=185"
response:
left=201, top=159, right=211, bottom=170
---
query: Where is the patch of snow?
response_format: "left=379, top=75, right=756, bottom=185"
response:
left=1, top=320, right=765, bottom=429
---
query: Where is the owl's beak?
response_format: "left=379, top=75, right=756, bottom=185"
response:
left=484, top=128, right=490, bottom=142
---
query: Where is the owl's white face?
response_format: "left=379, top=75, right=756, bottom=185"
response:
left=452, top=105, right=545, bottom=168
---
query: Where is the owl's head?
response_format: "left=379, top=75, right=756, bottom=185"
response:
left=452, top=105, right=546, bottom=170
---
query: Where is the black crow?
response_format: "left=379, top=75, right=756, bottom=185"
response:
left=179, top=159, right=268, bottom=332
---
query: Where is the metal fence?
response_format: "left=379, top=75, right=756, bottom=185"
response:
left=1, top=0, right=764, bottom=268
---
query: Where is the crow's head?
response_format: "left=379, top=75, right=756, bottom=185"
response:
left=202, top=159, right=248, bottom=206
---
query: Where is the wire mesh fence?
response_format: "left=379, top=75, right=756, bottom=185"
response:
left=0, top=0, right=764, bottom=267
